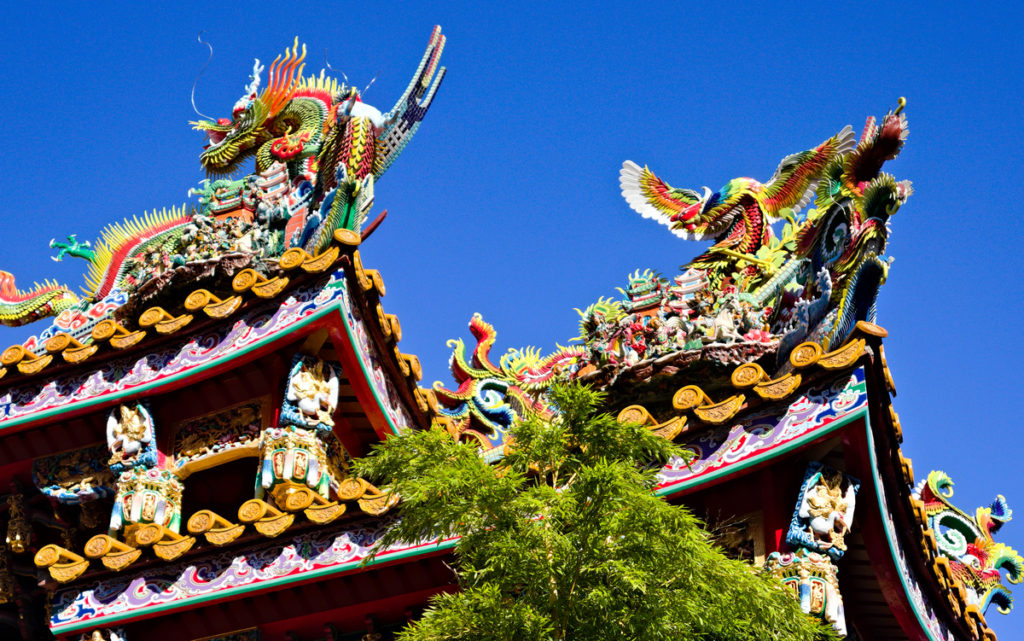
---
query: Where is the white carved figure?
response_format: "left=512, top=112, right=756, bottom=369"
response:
left=106, top=404, right=154, bottom=465
left=287, top=359, right=340, bottom=428
left=799, top=467, right=857, bottom=552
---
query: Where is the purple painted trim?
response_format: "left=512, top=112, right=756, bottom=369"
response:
left=49, top=517, right=452, bottom=633
left=0, top=276, right=348, bottom=431
left=0, top=267, right=416, bottom=435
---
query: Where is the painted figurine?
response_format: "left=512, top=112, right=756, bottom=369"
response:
left=786, top=462, right=859, bottom=562
left=281, top=356, right=340, bottom=435
left=106, top=403, right=156, bottom=472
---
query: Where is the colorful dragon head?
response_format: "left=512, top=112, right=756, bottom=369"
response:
left=192, top=39, right=315, bottom=175
left=433, top=314, right=585, bottom=461
left=0, top=29, right=446, bottom=337
left=914, top=470, right=1023, bottom=615
left=783, top=103, right=913, bottom=349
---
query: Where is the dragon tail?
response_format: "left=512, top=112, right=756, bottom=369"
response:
left=0, top=271, right=79, bottom=327
left=84, top=205, right=193, bottom=300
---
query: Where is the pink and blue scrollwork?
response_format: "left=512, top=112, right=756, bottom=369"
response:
left=0, top=273, right=346, bottom=428
left=49, top=517, right=450, bottom=634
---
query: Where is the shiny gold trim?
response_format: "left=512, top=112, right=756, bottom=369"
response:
left=84, top=534, right=141, bottom=572
left=789, top=342, right=823, bottom=368
left=651, top=416, right=686, bottom=440
left=17, top=353, right=52, bottom=375
left=91, top=319, right=147, bottom=348
left=353, top=252, right=386, bottom=296
left=899, top=453, right=914, bottom=487
left=253, top=513, right=294, bottom=538
left=333, top=228, right=362, bottom=247
left=818, top=338, right=866, bottom=369
left=188, top=509, right=245, bottom=546
left=617, top=405, right=655, bottom=426
left=231, top=268, right=259, bottom=293
left=100, top=547, right=141, bottom=572
left=853, top=320, right=888, bottom=337
left=231, top=268, right=292, bottom=298
left=48, top=559, right=89, bottom=583
left=124, top=523, right=162, bottom=548
left=353, top=251, right=373, bottom=291
left=0, top=345, right=24, bottom=366
left=402, top=353, right=423, bottom=382
left=83, top=534, right=121, bottom=558
left=730, top=362, right=766, bottom=389
left=358, top=490, right=398, bottom=516
left=388, top=314, right=402, bottom=341
left=367, top=270, right=386, bottom=296
left=301, top=245, right=340, bottom=273
left=34, top=544, right=89, bottom=583
left=376, top=304, right=392, bottom=339
left=880, top=345, right=897, bottom=396
left=395, top=347, right=410, bottom=376
left=304, top=501, right=346, bottom=525
left=184, top=289, right=214, bottom=312
left=91, top=319, right=119, bottom=342
left=123, top=523, right=195, bottom=560
left=188, top=291, right=242, bottom=319
left=63, top=344, right=99, bottom=363
left=44, top=332, right=84, bottom=353
left=672, top=385, right=709, bottom=411
left=204, top=523, right=246, bottom=546
left=418, top=387, right=438, bottom=413
left=110, top=330, right=146, bottom=349
left=693, top=394, right=745, bottom=425
left=279, top=247, right=311, bottom=271
left=158, top=313, right=194, bottom=335
left=753, top=373, right=802, bottom=401
left=238, top=499, right=271, bottom=523
left=141, top=307, right=194, bottom=334
left=337, top=477, right=369, bottom=501
left=889, top=405, right=902, bottom=443
left=153, top=535, right=196, bottom=561
left=238, top=499, right=294, bottom=538
left=270, top=482, right=317, bottom=512
left=252, top=276, right=289, bottom=298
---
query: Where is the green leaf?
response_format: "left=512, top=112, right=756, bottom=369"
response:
left=355, top=382, right=836, bottom=641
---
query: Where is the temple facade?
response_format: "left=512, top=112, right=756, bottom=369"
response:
left=0, top=28, right=1018, bottom=641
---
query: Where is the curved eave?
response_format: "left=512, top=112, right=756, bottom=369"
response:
left=646, top=327, right=995, bottom=640
left=857, top=358, right=997, bottom=641
left=48, top=522, right=457, bottom=636
left=0, top=259, right=433, bottom=442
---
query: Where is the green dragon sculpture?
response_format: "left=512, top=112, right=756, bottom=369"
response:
left=192, top=28, right=446, bottom=252
left=0, top=273, right=78, bottom=328
left=433, top=314, right=585, bottom=461
left=0, top=28, right=447, bottom=338
left=914, top=470, right=1023, bottom=615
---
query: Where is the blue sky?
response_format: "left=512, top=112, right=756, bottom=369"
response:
left=1, top=2, right=1022, bottom=637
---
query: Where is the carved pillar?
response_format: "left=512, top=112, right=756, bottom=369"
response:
left=84, top=402, right=194, bottom=568
left=239, top=356, right=395, bottom=536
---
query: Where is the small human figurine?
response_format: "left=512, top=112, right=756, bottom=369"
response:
left=106, top=403, right=155, bottom=471
left=801, top=467, right=852, bottom=551
left=282, top=356, right=340, bottom=433
left=786, top=462, right=859, bottom=561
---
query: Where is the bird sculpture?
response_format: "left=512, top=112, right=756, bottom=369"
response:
left=620, top=126, right=855, bottom=285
